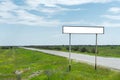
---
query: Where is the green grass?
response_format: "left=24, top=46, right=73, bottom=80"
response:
left=98, top=46, right=120, bottom=57
left=72, top=46, right=120, bottom=58
left=0, top=47, right=120, bottom=80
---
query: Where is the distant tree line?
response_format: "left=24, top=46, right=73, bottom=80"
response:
left=26, top=45, right=101, bottom=53
left=1, top=45, right=119, bottom=54
left=0, top=46, right=17, bottom=49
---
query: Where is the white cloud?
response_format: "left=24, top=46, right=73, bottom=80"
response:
left=26, top=0, right=113, bottom=8
left=103, top=15, right=120, bottom=20
left=25, top=0, right=115, bottom=14
left=0, top=9, right=61, bottom=26
left=56, top=0, right=113, bottom=5
left=102, top=7, right=120, bottom=20
left=0, top=0, right=61, bottom=26
left=0, top=0, right=18, bottom=18
left=100, top=8, right=120, bottom=27
left=0, top=0, right=119, bottom=26
left=25, top=0, right=116, bottom=14
left=0, top=0, right=18, bottom=12
left=0, top=0, right=86, bottom=26
left=108, top=7, right=120, bottom=14
left=25, top=0, right=41, bottom=8
left=39, top=6, right=81, bottom=14
left=100, top=21, right=120, bottom=27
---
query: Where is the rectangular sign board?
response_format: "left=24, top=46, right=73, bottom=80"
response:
left=63, top=26, right=104, bottom=34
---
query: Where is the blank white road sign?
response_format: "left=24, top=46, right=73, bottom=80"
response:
left=63, top=26, right=104, bottom=34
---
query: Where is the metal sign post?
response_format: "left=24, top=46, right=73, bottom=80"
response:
left=68, top=33, right=71, bottom=71
left=95, top=34, right=98, bottom=70
left=63, top=26, right=104, bottom=71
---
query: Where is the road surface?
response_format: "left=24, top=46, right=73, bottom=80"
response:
left=22, top=47, right=120, bottom=70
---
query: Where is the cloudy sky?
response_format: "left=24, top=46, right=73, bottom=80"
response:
left=0, top=0, right=120, bottom=46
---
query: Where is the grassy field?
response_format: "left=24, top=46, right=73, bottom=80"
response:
left=0, top=47, right=120, bottom=80
left=71, top=46, right=120, bottom=58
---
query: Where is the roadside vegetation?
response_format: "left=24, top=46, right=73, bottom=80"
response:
left=28, top=45, right=120, bottom=58
left=0, top=47, right=120, bottom=80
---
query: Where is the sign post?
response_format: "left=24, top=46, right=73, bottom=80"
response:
left=63, top=26, right=104, bottom=71
left=95, top=34, right=98, bottom=70
left=69, top=33, right=71, bottom=71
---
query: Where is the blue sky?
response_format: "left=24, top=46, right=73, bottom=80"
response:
left=0, top=0, right=120, bottom=46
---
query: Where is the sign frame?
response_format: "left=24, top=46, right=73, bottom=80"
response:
left=62, top=26, right=104, bottom=71
left=62, top=26, right=104, bottom=34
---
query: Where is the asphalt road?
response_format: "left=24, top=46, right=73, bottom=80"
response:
left=22, top=47, right=120, bottom=70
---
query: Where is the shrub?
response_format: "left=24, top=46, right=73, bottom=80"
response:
left=80, top=47, right=88, bottom=52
